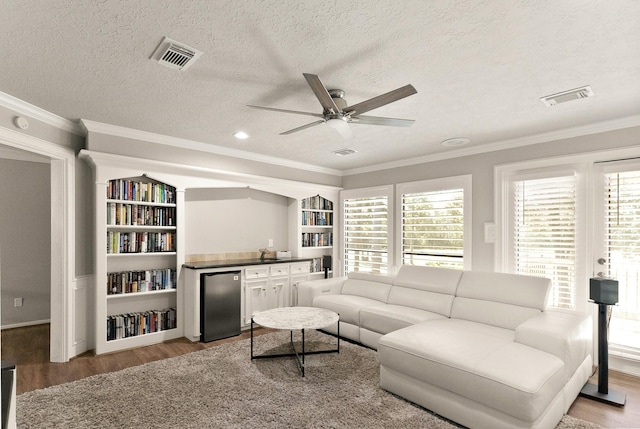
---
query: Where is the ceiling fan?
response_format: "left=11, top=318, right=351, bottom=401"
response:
left=248, top=73, right=417, bottom=139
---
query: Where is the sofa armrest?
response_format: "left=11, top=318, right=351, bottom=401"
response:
left=297, top=277, right=347, bottom=307
left=515, top=310, right=592, bottom=380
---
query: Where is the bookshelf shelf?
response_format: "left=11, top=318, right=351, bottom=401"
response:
left=107, top=289, right=176, bottom=299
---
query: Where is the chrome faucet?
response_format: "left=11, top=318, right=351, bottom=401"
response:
left=259, top=248, right=268, bottom=261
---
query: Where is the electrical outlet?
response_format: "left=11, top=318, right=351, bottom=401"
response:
left=268, top=239, right=274, bottom=247
left=14, top=297, right=23, bottom=307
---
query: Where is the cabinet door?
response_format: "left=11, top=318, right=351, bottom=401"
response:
left=290, top=274, right=310, bottom=306
left=268, top=277, right=291, bottom=310
left=245, top=280, right=268, bottom=324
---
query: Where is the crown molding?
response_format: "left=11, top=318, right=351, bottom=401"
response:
left=343, top=114, right=640, bottom=175
left=0, top=91, right=85, bottom=136
left=80, top=119, right=343, bottom=177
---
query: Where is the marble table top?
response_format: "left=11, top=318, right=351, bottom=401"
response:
left=252, top=307, right=339, bottom=330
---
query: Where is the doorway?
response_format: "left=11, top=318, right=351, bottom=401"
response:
left=0, top=128, right=75, bottom=363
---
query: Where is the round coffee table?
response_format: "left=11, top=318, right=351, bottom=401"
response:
left=251, top=306, right=340, bottom=377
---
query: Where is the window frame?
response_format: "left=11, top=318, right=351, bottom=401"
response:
left=395, top=175, right=472, bottom=270
left=340, top=185, right=394, bottom=275
left=496, top=163, right=589, bottom=313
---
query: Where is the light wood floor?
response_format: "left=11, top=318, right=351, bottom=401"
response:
left=2, top=324, right=639, bottom=428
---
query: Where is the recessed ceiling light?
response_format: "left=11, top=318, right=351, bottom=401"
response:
left=441, top=138, right=470, bottom=147
left=234, top=131, right=249, bottom=140
left=332, top=148, right=357, bottom=156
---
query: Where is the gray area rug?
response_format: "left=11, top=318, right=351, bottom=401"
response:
left=18, top=330, right=600, bottom=428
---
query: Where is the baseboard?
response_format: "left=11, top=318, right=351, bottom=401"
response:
left=1, top=319, right=50, bottom=330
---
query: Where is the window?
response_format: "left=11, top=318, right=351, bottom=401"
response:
left=342, top=186, right=392, bottom=275
left=397, top=176, right=471, bottom=269
left=509, top=172, right=578, bottom=309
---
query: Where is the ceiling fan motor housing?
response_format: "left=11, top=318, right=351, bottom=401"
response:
left=328, top=89, right=348, bottom=113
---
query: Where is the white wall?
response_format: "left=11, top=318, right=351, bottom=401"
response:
left=0, top=158, right=51, bottom=327
left=185, top=187, right=290, bottom=255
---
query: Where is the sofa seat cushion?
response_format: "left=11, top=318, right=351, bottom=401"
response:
left=378, top=319, right=565, bottom=422
left=313, top=294, right=383, bottom=325
left=360, top=304, right=446, bottom=335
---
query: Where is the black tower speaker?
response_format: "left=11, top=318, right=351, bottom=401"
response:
left=323, top=255, right=332, bottom=279
left=580, top=277, right=626, bottom=406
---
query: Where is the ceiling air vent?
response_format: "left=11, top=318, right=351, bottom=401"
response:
left=540, top=85, right=593, bottom=106
left=332, top=148, right=357, bottom=156
left=151, top=37, right=202, bottom=71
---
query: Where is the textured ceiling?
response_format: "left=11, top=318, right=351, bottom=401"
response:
left=1, top=0, right=639, bottom=171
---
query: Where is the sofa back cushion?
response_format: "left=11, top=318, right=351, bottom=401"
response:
left=389, top=265, right=463, bottom=316
left=341, top=271, right=394, bottom=302
left=451, top=271, right=551, bottom=330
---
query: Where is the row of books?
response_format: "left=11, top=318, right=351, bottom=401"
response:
left=107, top=179, right=176, bottom=204
left=107, top=269, right=177, bottom=295
left=301, top=232, right=333, bottom=247
left=107, top=203, right=176, bottom=227
left=301, top=195, right=333, bottom=211
left=310, top=257, right=330, bottom=273
left=107, top=231, right=175, bottom=254
left=106, top=308, right=177, bottom=341
left=301, top=210, right=333, bottom=226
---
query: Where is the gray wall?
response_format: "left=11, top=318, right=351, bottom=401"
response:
left=185, top=188, right=290, bottom=255
left=0, top=158, right=51, bottom=326
left=342, top=126, right=640, bottom=272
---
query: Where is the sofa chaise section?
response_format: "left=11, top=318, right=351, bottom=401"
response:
left=377, top=270, right=593, bottom=429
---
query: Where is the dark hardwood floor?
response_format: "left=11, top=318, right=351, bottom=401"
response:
left=2, top=324, right=639, bottom=428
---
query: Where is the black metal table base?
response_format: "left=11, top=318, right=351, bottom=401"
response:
left=250, top=318, right=340, bottom=377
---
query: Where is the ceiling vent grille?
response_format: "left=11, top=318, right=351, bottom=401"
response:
left=540, top=85, right=593, bottom=106
left=332, top=148, right=357, bottom=156
left=151, top=37, right=202, bottom=71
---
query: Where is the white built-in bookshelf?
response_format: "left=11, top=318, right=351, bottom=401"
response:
left=294, top=195, right=334, bottom=278
left=97, top=176, right=181, bottom=354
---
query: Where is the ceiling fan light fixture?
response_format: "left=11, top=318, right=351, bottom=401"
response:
left=441, top=137, right=470, bottom=147
left=325, top=117, right=353, bottom=139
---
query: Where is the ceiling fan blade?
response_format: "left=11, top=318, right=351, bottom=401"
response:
left=350, top=115, right=415, bottom=127
left=303, top=73, right=341, bottom=114
left=280, top=120, right=325, bottom=135
left=247, top=105, right=323, bottom=119
left=345, top=84, right=417, bottom=116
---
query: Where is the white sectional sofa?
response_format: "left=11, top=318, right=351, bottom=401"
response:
left=297, top=265, right=593, bottom=429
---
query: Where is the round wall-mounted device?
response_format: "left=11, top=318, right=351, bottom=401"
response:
left=13, top=116, right=30, bottom=130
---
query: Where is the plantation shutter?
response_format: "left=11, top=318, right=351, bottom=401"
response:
left=513, top=174, right=577, bottom=309
left=603, top=170, right=640, bottom=350
left=343, top=196, right=389, bottom=274
left=401, top=189, right=464, bottom=269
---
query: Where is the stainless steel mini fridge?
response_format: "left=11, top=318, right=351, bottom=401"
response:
left=200, top=271, right=241, bottom=342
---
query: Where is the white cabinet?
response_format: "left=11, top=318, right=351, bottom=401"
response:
left=242, top=263, right=302, bottom=324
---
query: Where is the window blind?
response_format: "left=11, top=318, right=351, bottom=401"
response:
left=513, top=175, right=576, bottom=309
left=343, top=196, right=388, bottom=274
left=401, top=189, right=464, bottom=269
